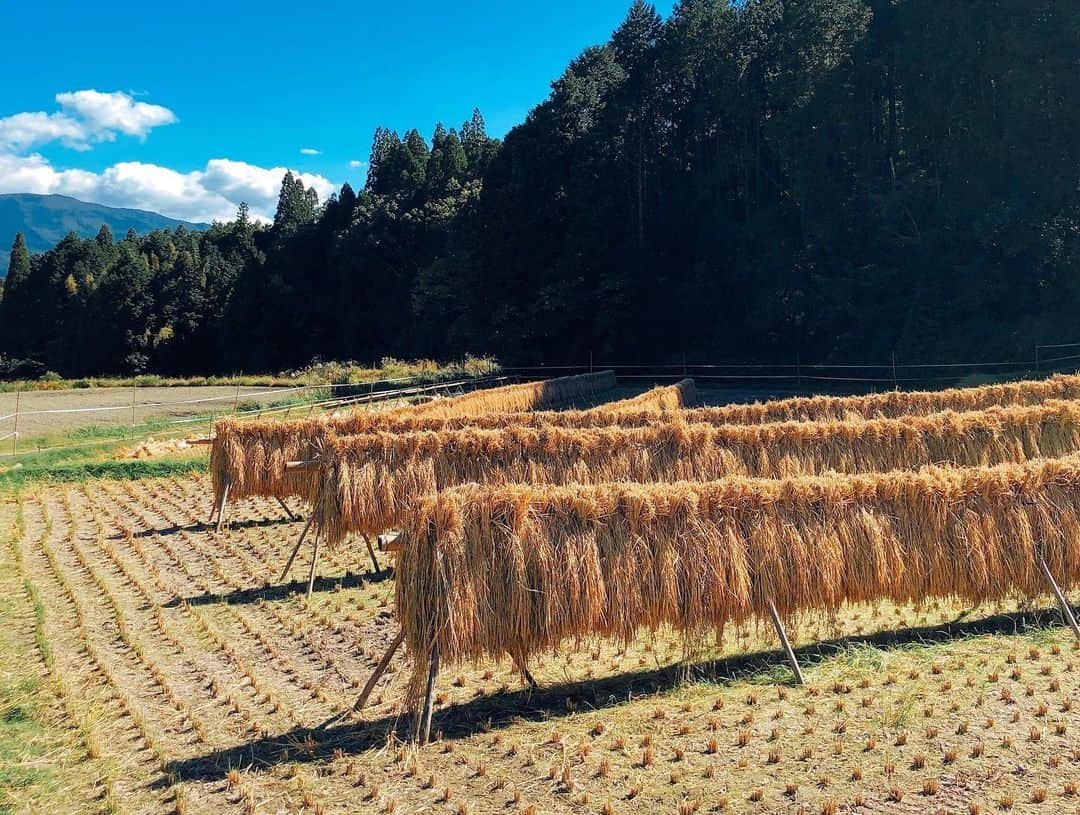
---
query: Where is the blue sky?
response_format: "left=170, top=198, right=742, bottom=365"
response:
left=0, top=0, right=673, bottom=223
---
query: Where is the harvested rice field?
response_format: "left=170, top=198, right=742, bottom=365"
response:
left=3, top=474, right=1079, bottom=815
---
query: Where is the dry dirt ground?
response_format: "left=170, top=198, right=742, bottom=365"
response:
left=3, top=476, right=1079, bottom=815
left=0, top=387, right=294, bottom=442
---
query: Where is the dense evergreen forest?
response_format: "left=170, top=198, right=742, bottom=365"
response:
left=2, top=0, right=1078, bottom=376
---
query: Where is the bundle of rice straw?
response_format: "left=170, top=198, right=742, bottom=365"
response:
left=313, top=400, right=1080, bottom=545
left=705, top=372, right=1080, bottom=424
left=404, top=370, right=616, bottom=418
left=210, top=378, right=688, bottom=505
left=588, top=378, right=697, bottom=412
left=395, top=453, right=1080, bottom=705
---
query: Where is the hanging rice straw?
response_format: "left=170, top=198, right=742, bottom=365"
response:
left=701, top=372, right=1080, bottom=424
left=394, top=453, right=1080, bottom=708
left=403, top=370, right=616, bottom=417
left=314, top=399, right=1080, bottom=545
left=210, top=377, right=688, bottom=504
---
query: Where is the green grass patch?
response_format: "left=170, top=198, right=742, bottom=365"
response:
left=0, top=355, right=500, bottom=392
left=0, top=676, right=59, bottom=813
left=0, top=455, right=206, bottom=491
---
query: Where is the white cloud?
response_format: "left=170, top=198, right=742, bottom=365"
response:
left=55, top=90, right=176, bottom=140
left=0, top=90, right=338, bottom=224
left=0, top=90, right=176, bottom=151
left=348, top=159, right=367, bottom=169
left=0, top=152, right=337, bottom=224
left=299, top=147, right=321, bottom=155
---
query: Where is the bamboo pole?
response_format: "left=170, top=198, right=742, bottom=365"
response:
left=352, top=629, right=405, bottom=712
left=275, top=496, right=299, bottom=521
left=279, top=516, right=314, bottom=582
left=362, top=534, right=380, bottom=573
left=11, top=390, right=19, bottom=456
left=512, top=655, right=539, bottom=690
left=214, top=479, right=231, bottom=532
left=1037, top=552, right=1080, bottom=642
left=766, top=597, right=804, bottom=684
left=416, top=643, right=440, bottom=745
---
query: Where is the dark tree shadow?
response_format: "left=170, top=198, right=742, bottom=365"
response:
left=162, top=568, right=393, bottom=608
left=109, top=515, right=301, bottom=541
left=161, top=604, right=1075, bottom=783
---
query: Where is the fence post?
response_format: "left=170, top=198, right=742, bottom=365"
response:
left=796, top=352, right=802, bottom=387
left=1035, top=346, right=1040, bottom=374
left=131, top=384, right=137, bottom=430
left=891, top=353, right=898, bottom=389
left=232, top=383, right=241, bottom=414
left=12, top=389, right=20, bottom=456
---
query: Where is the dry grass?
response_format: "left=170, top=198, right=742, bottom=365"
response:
left=395, top=454, right=1080, bottom=706
left=313, top=399, right=1080, bottom=544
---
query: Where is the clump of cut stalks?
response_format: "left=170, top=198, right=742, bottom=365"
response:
left=210, top=376, right=691, bottom=504
left=394, top=453, right=1080, bottom=709
left=312, top=399, right=1080, bottom=545
left=702, top=372, right=1080, bottom=424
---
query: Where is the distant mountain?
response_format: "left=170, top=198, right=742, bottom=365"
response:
left=0, top=194, right=209, bottom=273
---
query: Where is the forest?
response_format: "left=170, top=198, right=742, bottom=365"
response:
left=1, top=0, right=1078, bottom=376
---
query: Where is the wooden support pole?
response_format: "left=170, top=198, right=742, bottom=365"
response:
left=766, top=596, right=804, bottom=685
left=512, top=655, right=539, bottom=690
left=306, top=530, right=321, bottom=600
left=214, top=479, right=231, bottom=533
left=279, top=516, right=313, bottom=582
left=1037, top=552, right=1080, bottom=642
left=275, top=496, right=299, bottom=521
left=362, top=534, right=381, bottom=574
left=189, top=437, right=215, bottom=446
left=416, top=643, right=440, bottom=745
left=285, top=459, right=319, bottom=470
left=352, top=629, right=405, bottom=712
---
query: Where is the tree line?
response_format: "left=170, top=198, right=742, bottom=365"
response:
left=2, top=0, right=1078, bottom=376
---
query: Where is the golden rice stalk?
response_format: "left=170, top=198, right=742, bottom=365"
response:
left=210, top=378, right=688, bottom=503
left=395, top=454, right=1080, bottom=706
left=403, top=370, right=616, bottom=417
left=700, top=372, right=1080, bottom=424
left=314, top=400, right=1080, bottom=545
left=588, top=378, right=697, bottom=412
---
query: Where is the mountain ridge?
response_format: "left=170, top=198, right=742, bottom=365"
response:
left=1, top=193, right=209, bottom=273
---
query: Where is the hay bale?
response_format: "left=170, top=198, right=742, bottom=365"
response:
left=705, top=372, right=1080, bottom=424
left=395, top=453, right=1080, bottom=704
left=313, top=400, right=1080, bottom=545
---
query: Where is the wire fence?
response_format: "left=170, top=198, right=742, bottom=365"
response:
left=505, top=342, right=1080, bottom=389
left=4, top=341, right=1080, bottom=460
left=0, top=373, right=512, bottom=459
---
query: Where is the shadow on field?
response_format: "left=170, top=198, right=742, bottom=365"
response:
left=163, top=568, right=393, bottom=608
left=120, top=515, right=298, bottom=539
left=162, top=604, right=1076, bottom=783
